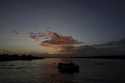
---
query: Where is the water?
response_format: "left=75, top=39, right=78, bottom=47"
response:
left=0, top=58, right=125, bottom=83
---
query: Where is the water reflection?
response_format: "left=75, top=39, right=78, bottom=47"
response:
left=38, top=58, right=79, bottom=83
left=0, top=58, right=125, bottom=83
left=42, top=72, right=78, bottom=83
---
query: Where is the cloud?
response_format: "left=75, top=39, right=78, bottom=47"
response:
left=30, top=31, right=82, bottom=54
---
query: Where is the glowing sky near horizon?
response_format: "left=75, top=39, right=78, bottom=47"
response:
left=0, top=0, right=125, bottom=53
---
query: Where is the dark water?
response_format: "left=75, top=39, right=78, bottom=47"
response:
left=0, top=58, right=125, bottom=83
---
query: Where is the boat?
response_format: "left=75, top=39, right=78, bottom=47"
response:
left=57, top=62, right=79, bottom=74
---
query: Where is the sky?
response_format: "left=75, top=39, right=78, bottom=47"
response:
left=0, top=0, right=125, bottom=53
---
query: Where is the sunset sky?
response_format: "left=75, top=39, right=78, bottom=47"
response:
left=0, top=0, right=125, bottom=53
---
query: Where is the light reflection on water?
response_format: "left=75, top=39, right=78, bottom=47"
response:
left=0, top=58, right=125, bottom=83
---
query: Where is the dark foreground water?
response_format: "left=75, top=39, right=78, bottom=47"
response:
left=0, top=58, right=125, bottom=83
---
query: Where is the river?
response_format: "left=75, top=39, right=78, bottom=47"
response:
left=0, top=58, right=125, bottom=83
